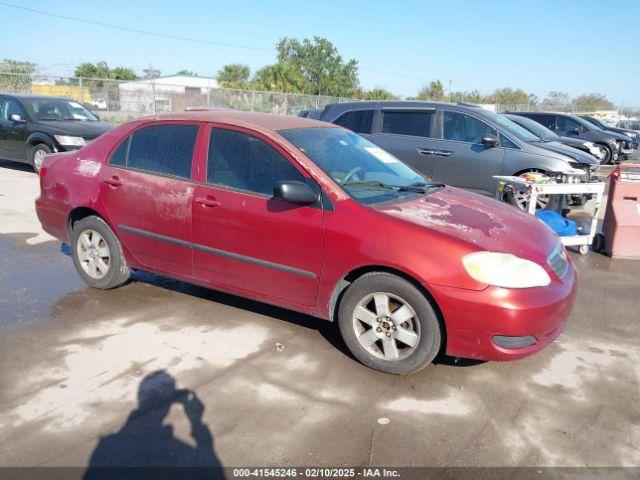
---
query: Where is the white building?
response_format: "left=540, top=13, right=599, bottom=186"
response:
left=118, top=75, right=218, bottom=114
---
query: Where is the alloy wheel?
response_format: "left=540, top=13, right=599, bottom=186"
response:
left=77, top=229, right=110, bottom=279
left=33, top=149, right=47, bottom=172
left=352, top=292, right=420, bottom=361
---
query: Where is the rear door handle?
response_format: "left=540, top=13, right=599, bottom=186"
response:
left=103, top=176, right=122, bottom=187
left=433, top=150, right=452, bottom=156
left=195, top=196, right=221, bottom=208
left=417, top=148, right=434, bottom=155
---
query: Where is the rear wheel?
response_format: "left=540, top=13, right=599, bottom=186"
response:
left=338, top=272, right=441, bottom=375
left=71, top=216, right=130, bottom=289
left=28, top=143, right=51, bottom=174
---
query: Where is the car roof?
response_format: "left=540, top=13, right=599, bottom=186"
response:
left=320, top=100, right=492, bottom=120
left=141, top=110, right=334, bottom=132
left=1, top=93, right=79, bottom=101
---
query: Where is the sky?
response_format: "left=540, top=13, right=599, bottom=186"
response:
left=1, top=0, right=639, bottom=105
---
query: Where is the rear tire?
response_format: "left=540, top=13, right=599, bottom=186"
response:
left=71, top=216, right=130, bottom=289
left=338, top=272, right=441, bottom=375
left=28, top=143, right=51, bottom=174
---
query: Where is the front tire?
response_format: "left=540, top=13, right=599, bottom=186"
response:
left=28, top=143, right=51, bottom=174
left=338, top=272, right=441, bottom=375
left=598, top=144, right=613, bottom=165
left=71, top=216, right=130, bottom=289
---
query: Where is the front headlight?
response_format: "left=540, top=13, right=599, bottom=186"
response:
left=54, top=135, right=86, bottom=147
left=623, top=131, right=637, bottom=139
left=462, top=252, right=551, bottom=289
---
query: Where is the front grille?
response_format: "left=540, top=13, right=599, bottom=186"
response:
left=547, top=244, right=568, bottom=279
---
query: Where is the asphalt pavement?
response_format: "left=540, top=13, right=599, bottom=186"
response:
left=0, top=158, right=639, bottom=474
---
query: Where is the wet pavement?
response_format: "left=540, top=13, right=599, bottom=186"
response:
left=0, top=160, right=639, bottom=471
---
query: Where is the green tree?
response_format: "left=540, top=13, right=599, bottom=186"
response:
left=0, top=59, right=36, bottom=92
left=417, top=80, right=445, bottom=101
left=143, top=65, right=161, bottom=79
left=109, top=66, right=138, bottom=81
left=360, top=87, right=398, bottom=100
left=572, top=93, right=614, bottom=112
left=251, top=63, right=305, bottom=93
left=485, top=87, right=533, bottom=106
left=541, top=91, right=571, bottom=109
left=176, top=69, right=197, bottom=77
left=74, top=61, right=111, bottom=79
left=274, top=36, right=359, bottom=96
left=216, top=63, right=251, bottom=89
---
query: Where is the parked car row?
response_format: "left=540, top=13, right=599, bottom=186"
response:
left=308, top=101, right=605, bottom=210
left=508, top=111, right=636, bottom=163
left=0, top=94, right=112, bottom=172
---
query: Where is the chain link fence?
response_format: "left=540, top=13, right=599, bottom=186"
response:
left=0, top=72, right=356, bottom=123
left=1, top=71, right=639, bottom=126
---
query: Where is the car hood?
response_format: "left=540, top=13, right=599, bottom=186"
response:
left=558, top=136, right=590, bottom=149
left=604, top=126, right=637, bottom=136
left=580, top=130, right=620, bottom=144
left=37, top=120, right=113, bottom=138
left=531, top=141, right=598, bottom=165
left=374, top=187, right=558, bottom=260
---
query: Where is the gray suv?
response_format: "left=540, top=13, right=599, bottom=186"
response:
left=315, top=101, right=598, bottom=208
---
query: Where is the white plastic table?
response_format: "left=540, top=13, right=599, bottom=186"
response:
left=493, top=176, right=606, bottom=254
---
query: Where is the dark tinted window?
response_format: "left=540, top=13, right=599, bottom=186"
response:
left=529, top=114, right=556, bottom=130
left=109, top=138, right=129, bottom=167
left=443, top=111, right=496, bottom=143
left=1, top=98, right=26, bottom=121
left=382, top=111, right=433, bottom=137
left=207, top=128, right=305, bottom=196
left=127, top=125, right=198, bottom=178
left=556, top=116, right=582, bottom=134
left=334, top=110, right=374, bottom=133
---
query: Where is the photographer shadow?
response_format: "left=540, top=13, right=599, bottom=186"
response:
left=84, top=370, right=223, bottom=479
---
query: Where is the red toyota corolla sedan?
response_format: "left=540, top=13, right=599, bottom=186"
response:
left=35, top=111, right=577, bottom=374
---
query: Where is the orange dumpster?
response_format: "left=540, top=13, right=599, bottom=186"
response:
left=602, top=163, right=640, bottom=258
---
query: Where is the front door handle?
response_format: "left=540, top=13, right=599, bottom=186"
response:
left=417, top=148, right=434, bottom=155
left=195, top=196, right=221, bottom=208
left=433, top=150, right=452, bottom=156
left=103, top=176, right=122, bottom=187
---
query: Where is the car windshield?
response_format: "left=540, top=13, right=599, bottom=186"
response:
left=481, top=111, right=539, bottom=141
left=506, top=115, right=559, bottom=141
left=24, top=98, right=98, bottom=121
left=279, top=127, right=438, bottom=205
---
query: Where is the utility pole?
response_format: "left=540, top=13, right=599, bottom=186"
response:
left=448, top=79, right=452, bottom=102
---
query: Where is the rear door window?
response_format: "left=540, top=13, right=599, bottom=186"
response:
left=556, top=116, right=582, bottom=134
left=381, top=110, right=434, bottom=137
left=443, top=111, right=496, bottom=143
left=529, top=114, right=556, bottom=130
left=207, top=128, right=306, bottom=196
left=126, top=124, right=199, bottom=179
left=334, top=110, right=374, bottom=133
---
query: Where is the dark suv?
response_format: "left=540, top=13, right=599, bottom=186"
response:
left=314, top=101, right=598, bottom=209
left=580, top=115, right=639, bottom=150
left=508, top=111, right=631, bottom=164
left=0, top=94, right=112, bottom=172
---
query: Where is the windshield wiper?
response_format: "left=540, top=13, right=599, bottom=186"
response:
left=343, top=180, right=443, bottom=194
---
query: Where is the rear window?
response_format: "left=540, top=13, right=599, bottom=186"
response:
left=126, top=124, right=198, bottom=179
left=382, top=111, right=434, bottom=137
left=334, top=110, right=374, bottom=133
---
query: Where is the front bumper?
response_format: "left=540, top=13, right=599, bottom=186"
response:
left=427, top=258, right=577, bottom=361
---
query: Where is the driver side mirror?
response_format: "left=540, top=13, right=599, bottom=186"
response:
left=9, top=113, right=25, bottom=123
left=481, top=134, right=500, bottom=149
left=273, top=180, right=319, bottom=205
left=572, top=127, right=581, bottom=135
